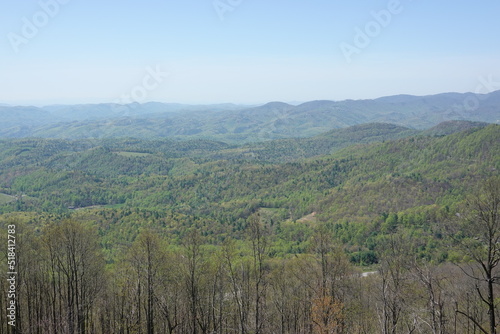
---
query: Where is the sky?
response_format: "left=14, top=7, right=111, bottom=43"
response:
left=0, top=0, right=499, bottom=106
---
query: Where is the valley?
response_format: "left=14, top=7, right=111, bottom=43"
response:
left=0, top=110, right=498, bottom=333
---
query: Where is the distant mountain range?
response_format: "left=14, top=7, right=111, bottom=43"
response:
left=1, top=91, right=499, bottom=143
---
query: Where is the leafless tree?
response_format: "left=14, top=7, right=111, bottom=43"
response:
left=449, top=177, right=500, bottom=334
left=44, top=219, right=105, bottom=334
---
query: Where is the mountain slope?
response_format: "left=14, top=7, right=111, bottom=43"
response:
left=1, top=91, right=498, bottom=142
left=0, top=125, right=497, bottom=228
left=215, top=123, right=419, bottom=163
left=421, top=120, right=489, bottom=136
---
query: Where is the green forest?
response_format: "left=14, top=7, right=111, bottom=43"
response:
left=0, top=122, right=499, bottom=333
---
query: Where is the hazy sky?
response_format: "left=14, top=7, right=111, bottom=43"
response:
left=1, top=0, right=499, bottom=105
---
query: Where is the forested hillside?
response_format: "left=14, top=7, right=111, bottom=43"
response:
left=0, top=123, right=498, bottom=333
left=1, top=90, right=499, bottom=142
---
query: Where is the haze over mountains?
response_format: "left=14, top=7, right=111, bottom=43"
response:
left=0, top=89, right=499, bottom=333
left=1, top=90, right=499, bottom=143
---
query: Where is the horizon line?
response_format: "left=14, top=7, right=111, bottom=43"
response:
left=1, top=89, right=498, bottom=108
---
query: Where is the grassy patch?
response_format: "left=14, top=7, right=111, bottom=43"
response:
left=0, top=193, right=15, bottom=205
left=104, top=203, right=126, bottom=209
left=115, top=151, right=152, bottom=158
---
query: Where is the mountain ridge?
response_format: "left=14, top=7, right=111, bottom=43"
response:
left=1, top=90, right=498, bottom=143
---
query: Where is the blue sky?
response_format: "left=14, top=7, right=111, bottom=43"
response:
left=1, top=0, right=499, bottom=105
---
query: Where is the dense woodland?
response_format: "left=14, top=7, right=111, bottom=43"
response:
left=0, top=122, right=499, bottom=333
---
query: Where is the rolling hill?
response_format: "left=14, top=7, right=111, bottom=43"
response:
left=0, top=91, right=498, bottom=143
left=0, top=123, right=497, bottom=227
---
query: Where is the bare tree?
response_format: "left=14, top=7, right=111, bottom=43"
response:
left=222, top=238, right=250, bottom=334
left=44, top=219, right=105, bottom=334
left=310, top=224, right=351, bottom=333
left=128, top=230, right=168, bottom=334
left=155, top=251, right=184, bottom=334
left=182, top=229, right=205, bottom=334
left=449, top=177, right=500, bottom=334
left=375, top=231, right=415, bottom=334
left=411, top=260, right=449, bottom=334
left=247, top=213, right=270, bottom=334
